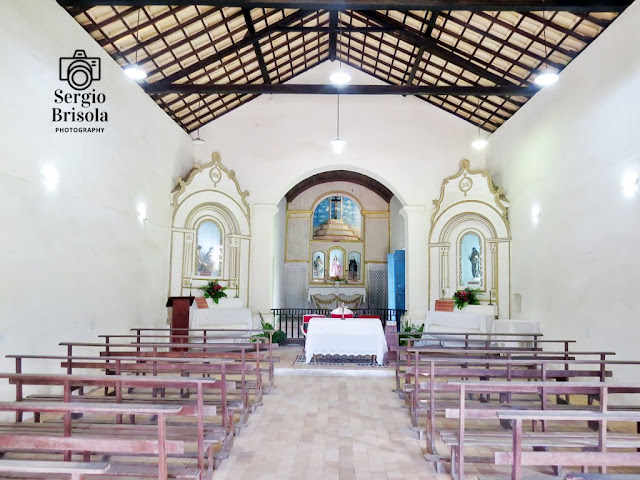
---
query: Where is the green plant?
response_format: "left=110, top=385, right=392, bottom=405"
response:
left=198, top=280, right=227, bottom=304
left=252, top=320, right=286, bottom=344
left=399, top=320, right=425, bottom=346
left=452, top=288, right=481, bottom=310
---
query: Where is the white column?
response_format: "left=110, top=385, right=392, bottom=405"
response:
left=249, top=204, right=279, bottom=323
left=400, top=205, right=428, bottom=324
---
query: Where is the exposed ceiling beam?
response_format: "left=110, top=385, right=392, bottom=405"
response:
left=243, top=8, right=272, bottom=83
left=328, top=10, right=338, bottom=61
left=277, top=26, right=399, bottom=32
left=57, top=0, right=631, bottom=13
left=153, top=9, right=309, bottom=86
left=145, top=83, right=539, bottom=95
left=405, top=10, right=438, bottom=85
left=357, top=10, right=512, bottom=87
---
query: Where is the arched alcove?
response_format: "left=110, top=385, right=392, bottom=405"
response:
left=169, top=153, right=251, bottom=306
left=280, top=170, right=401, bottom=311
left=428, top=160, right=511, bottom=318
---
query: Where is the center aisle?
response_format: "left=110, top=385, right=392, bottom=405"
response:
left=214, top=368, right=443, bottom=479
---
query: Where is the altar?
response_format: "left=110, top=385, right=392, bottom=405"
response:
left=304, top=317, right=388, bottom=365
left=189, top=297, right=253, bottom=334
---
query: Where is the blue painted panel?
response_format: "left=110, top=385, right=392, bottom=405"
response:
left=388, top=250, right=405, bottom=311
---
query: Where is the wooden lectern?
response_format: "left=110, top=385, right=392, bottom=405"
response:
left=166, top=296, right=194, bottom=350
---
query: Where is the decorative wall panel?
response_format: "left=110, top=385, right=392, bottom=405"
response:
left=284, top=263, right=308, bottom=308
left=367, top=263, right=388, bottom=310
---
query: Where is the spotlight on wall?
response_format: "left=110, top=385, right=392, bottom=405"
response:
left=137, top=203, right=147, bottom=223
left=623, top=172, right=639, bottom=198
left=531, top=205, right=541, bottom=225
left=41, top=165, right=59, bottom=191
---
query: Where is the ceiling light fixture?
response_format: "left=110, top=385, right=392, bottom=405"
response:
left=124, top=9, right=147, bottom=81
left=191, top=96, right=206, bottom=144
left=330, top=94, right=345, bottom=154
left=534, top=10, right=558, bottom=87
left=471, top=96, right=488, bottom=151
left=329, top=22, right=351, bottom=86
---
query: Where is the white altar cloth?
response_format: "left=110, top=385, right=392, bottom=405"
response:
left=425, top=310, right=494, bottom=335
left=305, top=318, right=388, bottom=365
left=189, top=305, right=253, bottom=334
left=307, top=287, right=366, bottom=302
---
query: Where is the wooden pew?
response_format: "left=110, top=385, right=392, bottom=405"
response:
left=131, top=328, right=278, bottom=388
left=494, top=409, right=640, bottom=480
left=0, top=400, right=195, bottom=480
left=443, top=381, right=640, bottom=480
left=0, top=459, right=109, bottom=480
left=7, top=353, right=252, bottom=426
left=100, top=333, right=276, bottom=395
left=0, top=373, right=234, bottom=472
left=408, top=355, right=621, bottom=454
left=60, top=341, right=268, bottom=404
left=392, top=334, right=574, bottom=393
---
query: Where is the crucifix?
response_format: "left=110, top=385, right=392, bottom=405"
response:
left=330, top=196, right=342, bottom=220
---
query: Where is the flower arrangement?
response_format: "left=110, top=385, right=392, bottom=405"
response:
left=452, top=288, right=481, bottom=310
left=199, top=280, right=227, bottom=304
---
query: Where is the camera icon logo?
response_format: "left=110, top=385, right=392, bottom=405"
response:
left=59, top=50, right=101, bottom=90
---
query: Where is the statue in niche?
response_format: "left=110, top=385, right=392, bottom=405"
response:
left=348, top=258, right=358, bottom=281
left=469, top=247, right=481, bottom=279
left=330, top=255, right=342, bottom=278
left=312, top=252, right=324, bottom=280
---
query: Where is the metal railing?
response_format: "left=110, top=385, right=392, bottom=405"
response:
left=271, top=308, right=407, bottom=339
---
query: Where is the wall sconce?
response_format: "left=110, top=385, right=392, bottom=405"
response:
left=41, top=165, right=59, bottom=191
left=531, top=205, right=541, bottom=225
left=137, top=202, right=147, bottom=223
left=623, top=172, right=639, bottom=198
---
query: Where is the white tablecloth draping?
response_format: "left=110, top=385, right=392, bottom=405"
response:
left=491, top=320, right=542, bottom=347
left=189, top=305, right=253, bottom=332
left=305, top=318, right=388, bottom=365
left=426, top=310, right=493, bottom=334
left=307, top=287, right=366, bottom=302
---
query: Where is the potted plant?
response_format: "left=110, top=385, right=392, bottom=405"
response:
left=199, top=280, right=227, bottom=304
left=452, top=288, right=481, bottom=310
left=399, top=320, right=425, bottom=346
left=252, top=319, right=286, bottom=345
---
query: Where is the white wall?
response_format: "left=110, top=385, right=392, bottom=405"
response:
left=196, top=61, right=486, bottom=206
left=486, top=1, right=640, bottom=381
left=390, top=196, right=405, bottom=253
left=0, top=0, right=192, bottom=401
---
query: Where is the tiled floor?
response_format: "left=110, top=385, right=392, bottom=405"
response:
left=214, top=345, right=445, bottom=480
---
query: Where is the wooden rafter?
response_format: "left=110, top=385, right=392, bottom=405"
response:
left=243, top=8, right=272, bottom=83
left=58, top=0, right=631, bottom=13
left=328, top=10, right=338, bottom=61
left=145, top=83, right=539, bottom=95
left=356, top=10, right=514, bottom=86
left=154, top=9, right=310, bottom=86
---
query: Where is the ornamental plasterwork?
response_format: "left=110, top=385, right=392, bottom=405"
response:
left=171, top=152, right=250, bottom=215
left=431, top=159, right=509, bottom=228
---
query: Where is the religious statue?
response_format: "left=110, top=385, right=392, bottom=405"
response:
left=348, top=258, right=358, bottom=281
left=469, top=247, right=481, bottom=278
left=313, top=254, right=324, bottom=279
left=330, top=255, right=342, bottom=278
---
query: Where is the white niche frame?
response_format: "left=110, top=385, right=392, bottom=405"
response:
left=428, top=159, right=511, bottom=318
left=168, top=153, right=251, bottom=306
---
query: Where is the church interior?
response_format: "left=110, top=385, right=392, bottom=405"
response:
left=1, top=0, right=639, bottom=478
